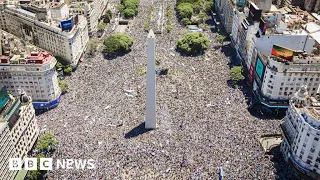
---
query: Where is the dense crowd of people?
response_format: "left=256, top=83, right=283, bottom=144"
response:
left=38, top=0, right=296, bottom=179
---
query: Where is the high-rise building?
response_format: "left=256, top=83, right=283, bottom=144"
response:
left=250, top=50, right=320, bottom=108
left=69, top=0, right=108, bottom=36
left=0, top=2, right=89, bottom=67
left=215, top=0, right=235, bottom=34
left=281, top=85, right=320, bottom=179
left=0, top=122, right=17, bottom=180
left=0, top=88, right=39, bottom=180
left=0, top=51, right=61, bottom=109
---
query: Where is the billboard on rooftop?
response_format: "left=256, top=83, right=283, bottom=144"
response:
left=271, top=44, right=294, bottom=61
left=61, top=19, right=73, bottom=31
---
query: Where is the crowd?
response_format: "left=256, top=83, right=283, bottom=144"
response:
left=38, top=0, right=296, bottom=179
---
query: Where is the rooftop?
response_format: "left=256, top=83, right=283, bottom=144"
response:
left=0, top=51, right=53, bottom=65
left=7, top=4, right=81, bottom=35
left=308, top=107, right=320, bottom=120
left=261, top=9, right=317, bottom=35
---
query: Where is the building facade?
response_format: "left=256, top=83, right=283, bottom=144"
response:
left=0, top=88, right=39, bottom=180
left=215, top=0, right=234, bottom=34
left=0, top=123, right=17, bottom=180
left=69, top=0, right=108, bottom=35
left=0, top=3, right=89, bottom=66
left=251, top=52, right=320, bottom=108
left=0, top=51, right=61, bottom=109
left=281, top=85, right=320, bottom=179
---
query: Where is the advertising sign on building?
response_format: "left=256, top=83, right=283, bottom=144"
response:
left=61, top=19, right=73, bottom=31
left=255, top=56, right=265, bottom=80
left=249, top=64, right=254, bottom=83
left=271, top=44, right=294, bottom=61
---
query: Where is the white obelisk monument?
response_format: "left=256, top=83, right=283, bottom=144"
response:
left=145, top=29, right=156, bottom=129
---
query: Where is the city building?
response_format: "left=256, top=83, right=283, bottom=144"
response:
left=250, top=50, right=320, bottom=109
left=0, top=50, right=61, bottom=109
left=69, top=0, right=108, bottom=36
left=276, top=0, right=304, bottom=9
left=0, top=29, right=39, bottom=56
left=281, top=85, right=320, bottom=179
left=215, top=0, right=272, bottom=35
left=0, top=1, right=89, bottom=67
left=0, top=88, right=39, bottom=180
left=0, top=121, right=17, bottom=180
left=241, top=7, right=320, bottom=109
left=215, top=0, right=235, bottom=34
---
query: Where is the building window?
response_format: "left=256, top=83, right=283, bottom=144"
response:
left=307, top=160, right=312, bottom=164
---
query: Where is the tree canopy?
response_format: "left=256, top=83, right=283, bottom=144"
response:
left=87, top=39, right=99, bottom=55
left=123, top=8, right=136, bottom=18
left=176, top=32, right=209, bottom=55
left=176, top=0, right=214, bottom=25
left=230, top=66, right=245, bottom=82
left=36, top=133, right=57, bottom=153
left=58, top=79, right=69, bottom=93
left=97, top=22, right=107, bottom=31
left=103, top=10, right=112, bottom=23
left=119, top=0, right=140, bottom=18
left=216, top=34, right=226, bottom=44
left=103, top=33, right=133, bottom=55
left=26, top=154, right=46, bottom=180
left=63, top=65, right=72, bottom=74
left=177, top=3, right=193, bottom=19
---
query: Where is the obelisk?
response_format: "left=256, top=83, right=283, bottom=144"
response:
left=145, top=29, right=156, bottom=129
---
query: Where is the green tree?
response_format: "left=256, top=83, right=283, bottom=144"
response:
left=56, top=61, right=63, bottom=69
left=230, top=66, right=245, bottom=82
left=216, top=34, right=226, bottom=44
left=199, top=12, right=208, bottom=23
left=176, top=32, right=209, bottom=55
left=87, top=39, right=99, bottom=55
left=64, top=65, right=72, bottom=74
left=167, top=24, right=172, bottom=32
left=117, top=4, right=125, bottom=13
left=26, top=154, right=46, bottom=180
left=119, top=0, right=140, bottom=18
left=124, top=0, right=139, bottom=13
left=144, top=22, right=150, bottom=31
left=103, top=33, right=133, bottom=55
left=193, top=1, right=202, bottom=14
left=103, top=9, right=113, bottom=23
left=123, top=8, right=136, bottom=18
left=58, top=79, right=69, bottom=93
left=204, top=1, right=214, bottom=13
left=181, top=18, right=191, bottom=25
left=177, top=3, right=193, bottom=19
left=36, top=133, right=57, bottom=153
left=97, top=22, right=106, bottom=32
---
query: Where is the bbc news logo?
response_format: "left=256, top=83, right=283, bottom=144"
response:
left=9, top=158, right=95, bottom=170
